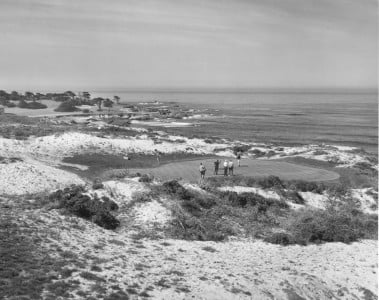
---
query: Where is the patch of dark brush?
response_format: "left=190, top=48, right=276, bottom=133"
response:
left=48, top=185, right=120, bottom=229
left=0, top=215, right=80, bottom=299
left=265, top=203, right=378, bottom=245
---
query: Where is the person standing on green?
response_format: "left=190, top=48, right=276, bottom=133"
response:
left=214, top=159, right=220, bottom=175
left=154, top=149, right=161, bottom=165
left=237, top=152, right=242, bottom=167
left=228, top=160, right=234, bottom=176
left=223, top=160, right=228, bottom=176
left=199, top=163, right=206, bottom=180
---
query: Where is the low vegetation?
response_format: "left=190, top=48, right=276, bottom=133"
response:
left=18, top=99, right=47, bottom=109
left=54, top=100, right=80, bottom=112
left=48, top=185, right=120, bottom=229
left=147, top=178, right=378, bottom=245
left=152, top=180, right=287, bottom=241
left=265, top=203, right=378, bottom=245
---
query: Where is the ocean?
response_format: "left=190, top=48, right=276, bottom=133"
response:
left=93, top=91, right=378, bottom=154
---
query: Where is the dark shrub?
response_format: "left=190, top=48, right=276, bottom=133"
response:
left=139, top=174, right=153, bottom=183
left=54, top=100, right=79, bottom=112
left=181, top=200, right=202, bottom=216
left=221, top=191, right=287, bottom=210
left=102, top=196, right=119, bottom=211
left=232, top=144, right=250, bottom=154
left=6, top=101, right=16, bottom=107
left=283, top=190, right=305, bottom=204
left=162, top=180, right=191, bottom=200
left=287, top=206, right=378, bottom=244
left=18, top=99, right=28, bottom=108
left=103, top=99, right=114, bottom=107
left=258, top=176, right=284, bottom=189
left=49, top=185, right=120, bottom=230
left=192, top=195, right=216, bottom=209
left=27, top=101, right=47, bottom=109
left=313, top=150, right=328, bottom=156
left=92, top=211, right=120, bottom=229
left=17, top=99, right=47, bottom=109
left=264, top=232, right=295, bottom=245
left=92, top=182, right=104, bottom=190
left=288, top=180, right=325, bottom=193
left=250, top=148, right=265, bottom=157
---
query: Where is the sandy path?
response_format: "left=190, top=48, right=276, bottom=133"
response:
left=130, top=158, right=340, bottom=182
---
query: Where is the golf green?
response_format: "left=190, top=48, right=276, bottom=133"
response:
left=130, top=158, right=339, bottom=182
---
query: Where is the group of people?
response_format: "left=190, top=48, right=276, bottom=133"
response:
left=199, top=152, right=242, bottom=180
left=213, top=159, right=235, bottom=176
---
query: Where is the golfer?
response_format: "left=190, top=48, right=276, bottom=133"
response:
left=214, top=159, right=220, bottom=175
left=223, top=160, right=228, bottom=176
left=228, top=160, right=234, bottom=176
left=199, top=163, right=206, bottom=180
left=237, top=152, right=241, bottom=167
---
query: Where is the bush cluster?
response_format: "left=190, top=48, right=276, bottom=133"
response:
left=18, top=99, right=47, bottom=109
left=257, top=176, right=284, bottom=189
left=92, top=179, right=104, bottom=190
left=162, top=180, right=287, bottom=241
left=286, top=180, right=325, bottom=194
left=206, top=175, right=284, bottom=190
left=221, top=191, right=288, bottom=211
left=138, top=174, right=154, bottom=183
left=265, top=204, right=377, bottom=245
left=54, top=100, right=79, bottom=112
left=232, top=144, right=250, bottom=155
left=162, top=180, right=192, bottom=200
left=49, top=185, right=120, bottom=229
left=264, top=232, right=295, bottom=245
left=289, top=206, right=377, bottom=244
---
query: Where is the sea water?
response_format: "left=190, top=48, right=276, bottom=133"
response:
left=93, top=90, right=378, bottom=153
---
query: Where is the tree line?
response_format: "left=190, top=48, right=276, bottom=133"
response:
left=0, top=90, right=121, bottom=111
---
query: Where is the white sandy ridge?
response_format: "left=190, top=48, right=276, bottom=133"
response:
left=22, top=206, right=377, bottom=300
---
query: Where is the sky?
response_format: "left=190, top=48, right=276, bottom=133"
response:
left=0, top=0, right=377, bottom=91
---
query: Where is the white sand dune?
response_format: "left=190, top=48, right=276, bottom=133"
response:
left=0, top=159, right=84, bottom=195
left=18, top=207, right=377, bottom=300
left=298, top=191, right=330, bottom=209
left=351, top=188, right=378, bottom=214
left=133, top=199, right=172, bottom=227
left=250, top=144, right=373, bottom=168
left=0, top=132, right=229, bottom=161
left=219, top=186, right=281, bottom=200
left=85, top=179, right=147, bottom=205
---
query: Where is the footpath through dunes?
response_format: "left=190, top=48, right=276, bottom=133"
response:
left=130, top=158, right=340, bottom=182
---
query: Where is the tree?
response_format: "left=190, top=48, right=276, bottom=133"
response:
left=54, top=100, right=79, bottom=112
left=93, top=97, right=104, bottom=111
left=64, top=91, right=76, bottom=100
left=103, top=98, right=113, bottom=108
left=10, top=91, right=20, bottom=100
left=25, top=91, right=34, bottom=100
left=113, top=95, right=120, bottom=105
left=0, top=90, right=9, bottom=100
left=35, top=92, right=44, bottom=100
left=82, top=92, right=91, bottom=100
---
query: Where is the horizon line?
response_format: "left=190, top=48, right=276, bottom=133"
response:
left=1, top=86, right=377, bottom=94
